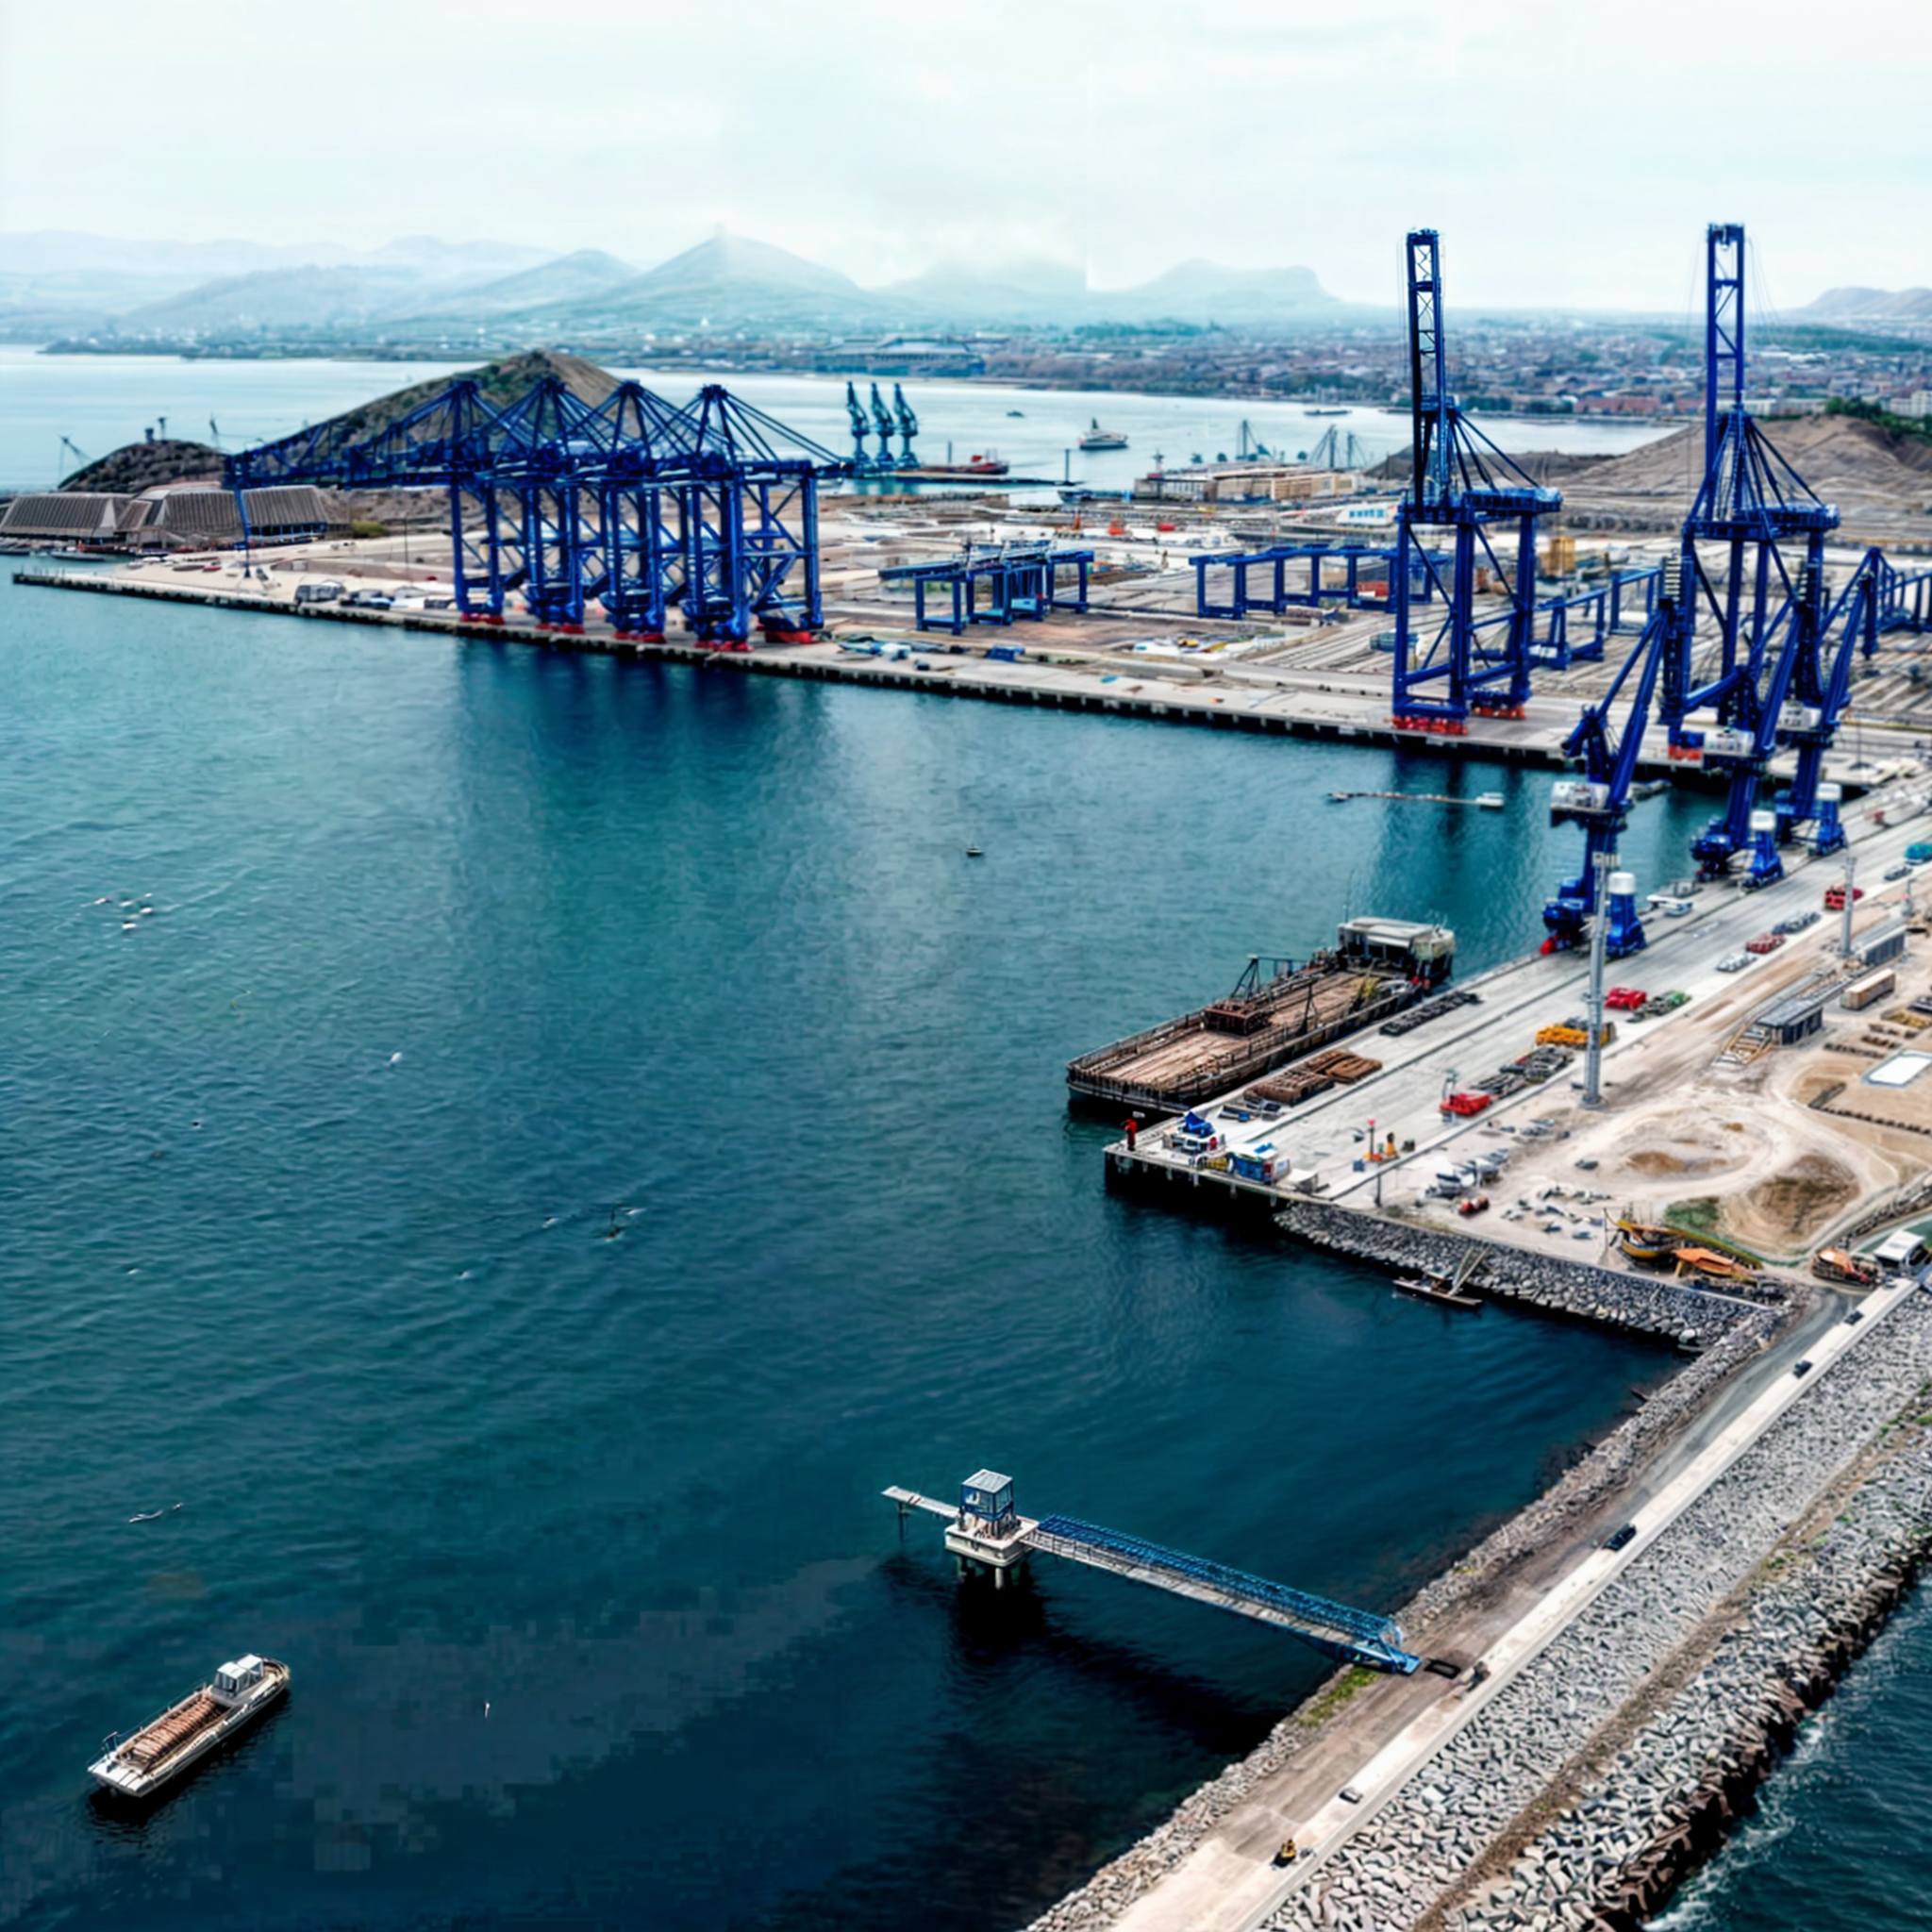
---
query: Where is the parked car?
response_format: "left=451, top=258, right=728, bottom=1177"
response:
left=1887, top=863, right=1913, bottom=882
left=1604, top=1523, right=1639, bottom=1551
left=1824, top=885, right=1866, bottom=909
left=1745, top=932, right=1785, bottom=955
left=1716, top=952, right=1753, bottom=973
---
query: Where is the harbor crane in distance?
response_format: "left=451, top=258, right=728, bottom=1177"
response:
left=891, top=383, right=919, bottom=466
left=1391, top=229, right=1562, bottom=733
left=869, top=383, right=900, bottom=471
left=845, top=381, right=885, bottom=473
left=1667, top=223, right=1840, bottom=884
left=1544, top=560, right=1686, bottom=955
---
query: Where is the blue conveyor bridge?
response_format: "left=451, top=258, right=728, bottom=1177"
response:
left=885, top=1474, right=1420, bottom=1674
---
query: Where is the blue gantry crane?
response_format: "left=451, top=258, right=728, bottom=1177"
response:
left=228, top=375, right=845, bottom=645
left=1667, top=224, right=1841, bottom=883
left=1391, top=230, right=1562, bottom=732
left=1543, top=561, right=1686, bottom=954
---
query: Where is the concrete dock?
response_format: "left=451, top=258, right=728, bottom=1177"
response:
left=1102, top=786, right=1932, bottom=1280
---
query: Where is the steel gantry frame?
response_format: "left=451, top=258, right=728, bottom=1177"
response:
left=1669, top=223, right=1841, bottom=882
left=1191, top=541, right=1443, bottom=622
left=1391, top=229, right=1562, bottom=732
left=226, top=376, right=847, bottom=645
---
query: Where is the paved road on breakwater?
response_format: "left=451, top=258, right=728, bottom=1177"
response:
left=1083, top=1277, right=1921, bottom=1932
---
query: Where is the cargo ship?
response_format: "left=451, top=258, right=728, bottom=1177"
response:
left=1078, top=420, right=1129, bottom=452
left=90, top=1655, right=290, bottom=1803
left=1067, top=917, right=1454, bottom=1112
left=901, top=454, right=1010, bottom=479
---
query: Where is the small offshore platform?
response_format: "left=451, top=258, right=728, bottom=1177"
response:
left=885, top=1470, right=1421, bottom=1674
left=1066, top=916, right=1455, bottom=1113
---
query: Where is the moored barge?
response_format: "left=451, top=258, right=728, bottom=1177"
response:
left=1068, top=917, right=1455, bottom=1113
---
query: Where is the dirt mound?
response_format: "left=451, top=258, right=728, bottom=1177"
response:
left=58, top=350, right=624, bottom=507
left=1729, top=1153, right=1859, bottom=1243
left=318, top=348, right=621, bottom=448
left=1529, top=414, right=1932, bottom=519
left=60, top=439, right=223, bottom=494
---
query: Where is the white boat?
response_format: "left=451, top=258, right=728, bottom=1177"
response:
left=1079, top=419, right=1129, bottom=452
left=90, top=1655, right=290, bottom=1802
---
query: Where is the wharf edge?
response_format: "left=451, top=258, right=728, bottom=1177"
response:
left=10, top=570, right=1646, bottom=774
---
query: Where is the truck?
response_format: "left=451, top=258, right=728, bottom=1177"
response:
left=1812, top=1248, right=1881, bottom=1288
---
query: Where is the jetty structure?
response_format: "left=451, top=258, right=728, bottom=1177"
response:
left=885, top=1473, right=1420, bottom=1674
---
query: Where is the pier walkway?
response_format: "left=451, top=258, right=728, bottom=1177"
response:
left=886, top=1477, right=1419, bottom=1674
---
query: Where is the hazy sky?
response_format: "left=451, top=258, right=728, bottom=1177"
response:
left=2, top=0, right=1924, bottom=311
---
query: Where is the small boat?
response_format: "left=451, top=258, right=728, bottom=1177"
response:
left=1617, top=1219, right=1678, bottom=1264
left=1079, top=419, right=1129, bottom=452
left=966, top=845, right=984, bottom=858
left=1393, top=1271, right=1482, bottom=1309
left=1007, top=409, right=1025, bottom=418
left=90, top=1656, right=290, bottom=1803
left=1306, top=408, right=1348, bottom=417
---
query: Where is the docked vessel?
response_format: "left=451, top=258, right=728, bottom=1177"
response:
left=1078, top=419, right=1129, bottom=452
left=1393, top=1271, right=1482, bottom=1309
left=901, top=454, right=1010, bottom=479
left=1067, top=917, right=1455, bottom=1112
left=90, top=1655, right=290, bottom=1802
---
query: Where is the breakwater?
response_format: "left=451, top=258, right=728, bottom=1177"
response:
left=1440, top=1409, right=1932, bottom=1931
left=1273, top=1200, right=1785, bottom=1344
left=1024, top=1292, right=1782, bottom=1932
left=1028, top=1293, right=1932, bottom=1932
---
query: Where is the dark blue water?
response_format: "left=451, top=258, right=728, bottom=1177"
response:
left=0, top=566, right=1848, bottom=1932
left=1657, top=1591, right=1932, bottom=1931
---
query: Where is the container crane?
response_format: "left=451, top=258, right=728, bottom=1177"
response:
left=891, top=383, right=919, bottom=465
left=845, top=381, right=878, bottom=473
left=869, top=384, right=899, bottom=470
left=1667, top=224, right=1839, bottom=881
left=1543, top=562, right=1684, bottom=954
left=1391, top=230, right=1562, bottom=731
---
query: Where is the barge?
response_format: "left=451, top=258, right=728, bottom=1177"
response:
left=1068, top=917, right=1455, bottom=1113
left=89, top=1654, right=289, bottom=1803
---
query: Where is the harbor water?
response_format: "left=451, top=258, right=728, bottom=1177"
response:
left=0, top=344, right=1673, bottom=495
left=2, top=358, right=1924, bottom=1932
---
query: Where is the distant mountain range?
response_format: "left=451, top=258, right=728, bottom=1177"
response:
left=2, top=227, right=1353, bottom=343
left=1794, top=286, right=1932, bottom=324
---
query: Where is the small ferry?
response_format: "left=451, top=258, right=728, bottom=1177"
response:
left=1393, top=1270, right=1482, bottom=1309
left=1079, top=419, right=1129, bottom=452
left=90, top=1655, right=290, bottom=1802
